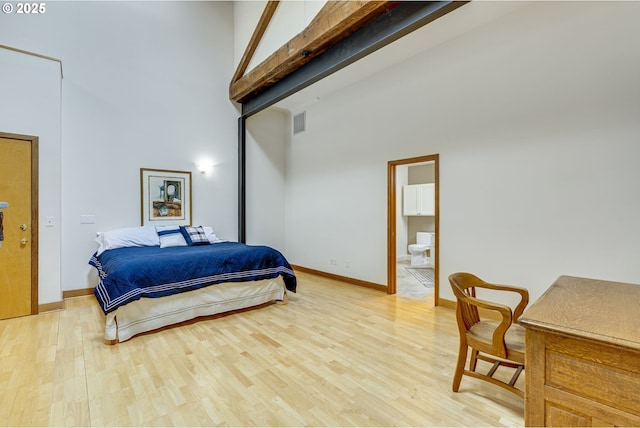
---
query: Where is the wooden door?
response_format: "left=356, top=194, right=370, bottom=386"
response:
left=388, top=155, right=439, bottom=298
left=0, top=134, right=38, bottom=319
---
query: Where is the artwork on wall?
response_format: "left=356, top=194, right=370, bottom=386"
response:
left=140, top=168, right=192, bottom=226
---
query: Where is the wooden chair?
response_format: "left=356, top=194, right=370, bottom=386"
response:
left=448, top=272, right=529, bottom=398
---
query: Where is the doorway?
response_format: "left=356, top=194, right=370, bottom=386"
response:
left=387, top=154, right=439, bottom=304
left=0, top=132, right=39, bottom=319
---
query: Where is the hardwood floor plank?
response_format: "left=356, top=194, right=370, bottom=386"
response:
left=0, top=271, right=524, bottom=426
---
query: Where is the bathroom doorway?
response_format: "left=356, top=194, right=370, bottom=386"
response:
left=387, top=154, right=439, bottom=304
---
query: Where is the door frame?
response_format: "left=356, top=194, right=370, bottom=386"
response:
left=0, top=131, right=39, bottom=315
left=387, top=154, right=439, bottom=304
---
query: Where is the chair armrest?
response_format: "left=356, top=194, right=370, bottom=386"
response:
left=476, top=283, right=529, bottom=321
left=458, top=293, right=513, bottom=358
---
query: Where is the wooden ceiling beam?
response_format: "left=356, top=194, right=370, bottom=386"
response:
left=230, top=1, right=399, bottom=104
left=231, top=1, right=280, bottom=86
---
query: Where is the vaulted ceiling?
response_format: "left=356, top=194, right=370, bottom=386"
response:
left=230, top=1, right=400, bottom=104
left=231, top=1, right=469, bottom=116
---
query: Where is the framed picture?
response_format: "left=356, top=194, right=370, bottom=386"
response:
left=140, top=168, right=192, bottom=226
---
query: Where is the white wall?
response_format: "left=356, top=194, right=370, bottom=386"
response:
left=245, top=108, right=287, bottom=251
left=233, top=0, right=266, bottom=69
left=278, top=1, right=640, bottom=303
left=1, top=1, right=238, bottom=299
left=11, top=1, right=626, bottom=307
left=235, top=0, right=323, bottom=255
left=0, top=49, right=62, bottom=304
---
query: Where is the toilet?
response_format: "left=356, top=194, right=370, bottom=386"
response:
left=408, top=232, right=435, bottom=267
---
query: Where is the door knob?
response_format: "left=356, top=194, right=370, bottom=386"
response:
left=21, top=238, right=28, bottom=244
left=20, top=224, right=28, bottom=231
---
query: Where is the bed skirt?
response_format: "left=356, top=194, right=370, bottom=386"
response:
left=104, top=277, right=286, bottom=343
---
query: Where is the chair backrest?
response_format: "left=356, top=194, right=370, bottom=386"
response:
left=449, top=272, right=484, bottom=332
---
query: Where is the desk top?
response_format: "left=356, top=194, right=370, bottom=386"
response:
left=519, top=275, right=640, bottom=351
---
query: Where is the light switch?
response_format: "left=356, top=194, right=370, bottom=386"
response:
left=80, top=215, right=95, bottom=224
left=46, top=216, right=54, bottom=227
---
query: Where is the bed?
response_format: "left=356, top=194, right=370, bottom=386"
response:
left=89, top=225, right=296, bottom=343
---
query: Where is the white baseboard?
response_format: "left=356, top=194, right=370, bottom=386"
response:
left=396, top=254, right=411, bottom=262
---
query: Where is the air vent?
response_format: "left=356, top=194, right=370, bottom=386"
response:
left=293, top=111, right=306, bottom=135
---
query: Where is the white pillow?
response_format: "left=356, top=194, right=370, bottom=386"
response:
left=156, top=225, right=188, bottom=248
left=95, top=226, right=160, bottom=256
left=202, top=226, right=224, bottom=243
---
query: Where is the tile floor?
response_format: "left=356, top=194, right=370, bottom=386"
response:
left=396, top=259, right=434, bottom=299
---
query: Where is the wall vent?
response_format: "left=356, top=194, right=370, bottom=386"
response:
left=293, top=111, right=306, bottom=134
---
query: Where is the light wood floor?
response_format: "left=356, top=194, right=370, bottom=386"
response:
left=0, top=271, right=524, bottom=427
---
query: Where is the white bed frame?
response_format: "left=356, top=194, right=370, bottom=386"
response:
left=103, top=277, right=287, bottom=343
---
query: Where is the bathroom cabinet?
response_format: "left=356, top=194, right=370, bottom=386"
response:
left=403, top=183, right=434, bottom=216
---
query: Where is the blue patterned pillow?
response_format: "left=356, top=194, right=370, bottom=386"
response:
left=179, top=225, right=210, bottom=246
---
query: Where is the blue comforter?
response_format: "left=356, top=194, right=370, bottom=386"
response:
left=89, top=242, right=296, bottom=314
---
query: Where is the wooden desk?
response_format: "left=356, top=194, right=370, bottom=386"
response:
left=519, top=275, right=640, bottom=427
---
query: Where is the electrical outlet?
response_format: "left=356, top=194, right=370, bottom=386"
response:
left=80, top=215, right=96, bottom=224
left=330, top=258, right=337, bottom=266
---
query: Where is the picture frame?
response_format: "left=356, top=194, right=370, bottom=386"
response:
left=140, top=168, right=192, bottom=226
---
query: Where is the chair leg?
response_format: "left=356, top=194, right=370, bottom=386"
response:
left=452, top=341, right=468, bottom=392
left=469, top=349, right=479, bottom=371
left=508, top=364, right=524, bottom=387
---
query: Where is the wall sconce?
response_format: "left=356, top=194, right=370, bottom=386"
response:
left=196, top=161, right=214, bottom=174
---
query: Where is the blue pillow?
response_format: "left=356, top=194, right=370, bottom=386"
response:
left=179, top=225, right=210, bottom=246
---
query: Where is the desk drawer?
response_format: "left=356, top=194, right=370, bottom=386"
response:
left=543, top=385, right=640, bottom=427
left=545, top=334, right=640, bottom=417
